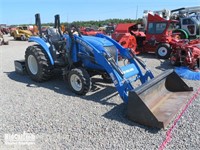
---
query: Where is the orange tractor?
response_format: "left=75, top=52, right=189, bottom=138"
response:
left=112, top=14, right=200, bottom=70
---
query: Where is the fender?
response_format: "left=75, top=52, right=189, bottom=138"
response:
left=28, top=36, right=54, bottom=65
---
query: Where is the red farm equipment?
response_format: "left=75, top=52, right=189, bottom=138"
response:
left=170, top=38, right=200, bottom=70
left=80, top=27, right=103, bottom=36
left=112, top=23, right=136, bottom=42
left=112, top=14, right=179, bottom=59
left=112, top=14, right=200, bottom=70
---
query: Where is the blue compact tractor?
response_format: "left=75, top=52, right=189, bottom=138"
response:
left=15, top=14, right=193, bottom=129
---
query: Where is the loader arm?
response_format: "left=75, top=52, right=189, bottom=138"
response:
left=96, top=33, right=154, bottom=83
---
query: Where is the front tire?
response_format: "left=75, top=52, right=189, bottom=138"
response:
left=68, top=68, right=91, bottom=95
left=156, top=43, right=171, bottom=59
left=25, top=45, right=53, bottom=82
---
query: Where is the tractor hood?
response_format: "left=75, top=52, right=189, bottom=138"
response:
left=64, top=34, right=114, bottom=50
left=82, top=35, right=114, bottom=47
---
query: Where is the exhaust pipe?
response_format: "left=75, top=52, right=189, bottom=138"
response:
left=127, top=69, right=193, bottom=128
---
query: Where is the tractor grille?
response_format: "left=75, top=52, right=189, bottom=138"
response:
left=104, top=46, right=118, bottom=61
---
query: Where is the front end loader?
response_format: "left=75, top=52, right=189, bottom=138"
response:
left=14, top=14, right=193, bottom=129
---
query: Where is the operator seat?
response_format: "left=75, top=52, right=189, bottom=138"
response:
left=46, top=27, right=61, bottom=43
left=46, top=27, right=65, bottom=51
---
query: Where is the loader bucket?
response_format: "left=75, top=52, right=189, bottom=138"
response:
left=127, top=69, right=193, bottom=129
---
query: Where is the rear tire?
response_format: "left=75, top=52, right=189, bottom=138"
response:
left=156, top=43, right=171, bottom=59
left=68, top=68, right=91, bottom=95
left=25, top=45, right=53, bottom=82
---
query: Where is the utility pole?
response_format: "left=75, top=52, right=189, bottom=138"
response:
left=136, top=5, right=138, bottom=19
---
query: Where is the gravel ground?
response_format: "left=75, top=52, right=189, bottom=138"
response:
left=0, top=35, right=199, bottom=150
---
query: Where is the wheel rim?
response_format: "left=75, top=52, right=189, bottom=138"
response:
left=27, top=55, right=38, bottom=75
left=70, top=74, right=82, bottom=92
left=158, top=47, right=168, bottom=57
